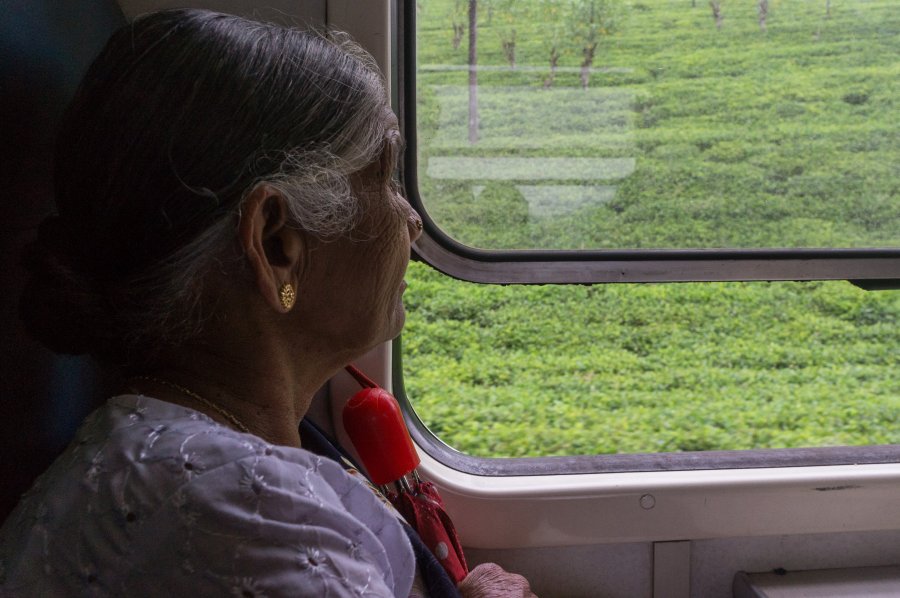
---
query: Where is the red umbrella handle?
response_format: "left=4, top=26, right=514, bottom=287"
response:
left=342, top=365, right=469, bottom=583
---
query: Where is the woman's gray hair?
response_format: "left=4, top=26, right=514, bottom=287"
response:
left=21, top=10, right=391, bottom=367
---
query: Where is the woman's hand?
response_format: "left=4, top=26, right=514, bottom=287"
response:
left=457, top=563, right=538, bottom=598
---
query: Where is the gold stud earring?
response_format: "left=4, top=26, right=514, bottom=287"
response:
left=278, top=282, right=296, bottom=311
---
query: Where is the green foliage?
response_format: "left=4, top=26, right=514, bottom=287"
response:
left=407, top=0, right=900, bottom=457
left=404, top=265, right=900, bottom=457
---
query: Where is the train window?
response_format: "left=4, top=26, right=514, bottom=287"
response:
left=395, top=1, right=899, bottom=470
left=401, top=0, right=899, bottom=284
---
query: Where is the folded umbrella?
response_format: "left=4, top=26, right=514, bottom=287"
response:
left=342, top=364, right=469, bottom=584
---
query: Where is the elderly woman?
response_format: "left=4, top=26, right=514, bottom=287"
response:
left=0, top=9, right=534, bottom=598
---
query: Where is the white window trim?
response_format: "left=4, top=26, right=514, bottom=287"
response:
left=416, top=448, right=900, bottom=549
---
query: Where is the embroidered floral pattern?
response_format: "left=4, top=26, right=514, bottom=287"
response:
left=229, top=576, right=268, bottom=598
left=239, top=468, right=267, bottom=503
left=0, top=395, right=414, bottom=596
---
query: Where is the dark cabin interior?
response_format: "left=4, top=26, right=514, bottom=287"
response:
left=1, top=0, right=126, bottom=520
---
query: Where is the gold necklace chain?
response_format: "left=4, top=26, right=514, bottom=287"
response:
left=130, top=375, right=251, bottom=434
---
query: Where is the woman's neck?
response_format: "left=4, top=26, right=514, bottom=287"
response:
left=138, top=337, right=340, bottom=448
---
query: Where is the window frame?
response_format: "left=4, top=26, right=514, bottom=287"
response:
left=394, top=0, right=900, bottom=475
left=399, top=0, right=900, bottom=286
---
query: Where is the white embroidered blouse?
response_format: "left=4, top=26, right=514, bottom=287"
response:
left=0, top=395, right=416, bottom=597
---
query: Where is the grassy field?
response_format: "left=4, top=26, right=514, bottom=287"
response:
left=402, top=0, right=899, bottom=457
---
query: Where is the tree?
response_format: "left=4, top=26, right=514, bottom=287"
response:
left=571, top=0, right=616, bottom=89
left=758, top=0, right=768, bottom=32
left=709, top=0, right=724, bottom=30
left=450, top=0, right=466, bottom=50
left=486, top=0, right=523, bottom=69
left=538, top=0, right=570, bottom=88
left=500, top=25, right=517, bottom=69
left=468, top=0, right=479, bottom=144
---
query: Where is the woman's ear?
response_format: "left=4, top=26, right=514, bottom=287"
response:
left=238, top=184, right=306, bottom=313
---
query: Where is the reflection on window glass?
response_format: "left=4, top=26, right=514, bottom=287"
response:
left=415, top=0, right=899, bottom=250
left=403, top=262, right=899, bottom=457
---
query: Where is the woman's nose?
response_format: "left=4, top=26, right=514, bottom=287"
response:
left=408, top=208, right=423, bottom=243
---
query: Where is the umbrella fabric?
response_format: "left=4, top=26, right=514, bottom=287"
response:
left=390, top=481, right=469, bottom=584
left=299, top=418, right=461, bottom=596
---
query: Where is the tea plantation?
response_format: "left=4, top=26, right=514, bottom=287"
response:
left=401, top=0, right=899, bottom=457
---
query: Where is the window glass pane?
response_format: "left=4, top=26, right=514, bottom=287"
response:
left=415, top=0, right=899, bottom=250
left=403, top=261, right=899, bottom=457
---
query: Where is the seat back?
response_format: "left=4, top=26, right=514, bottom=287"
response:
left=0, top=0, right=125, bottom=520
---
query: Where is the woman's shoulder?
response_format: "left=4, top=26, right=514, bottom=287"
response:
left=0, top=395, right=414, bottom=597
left=102, top=393, right=284, bottom=472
